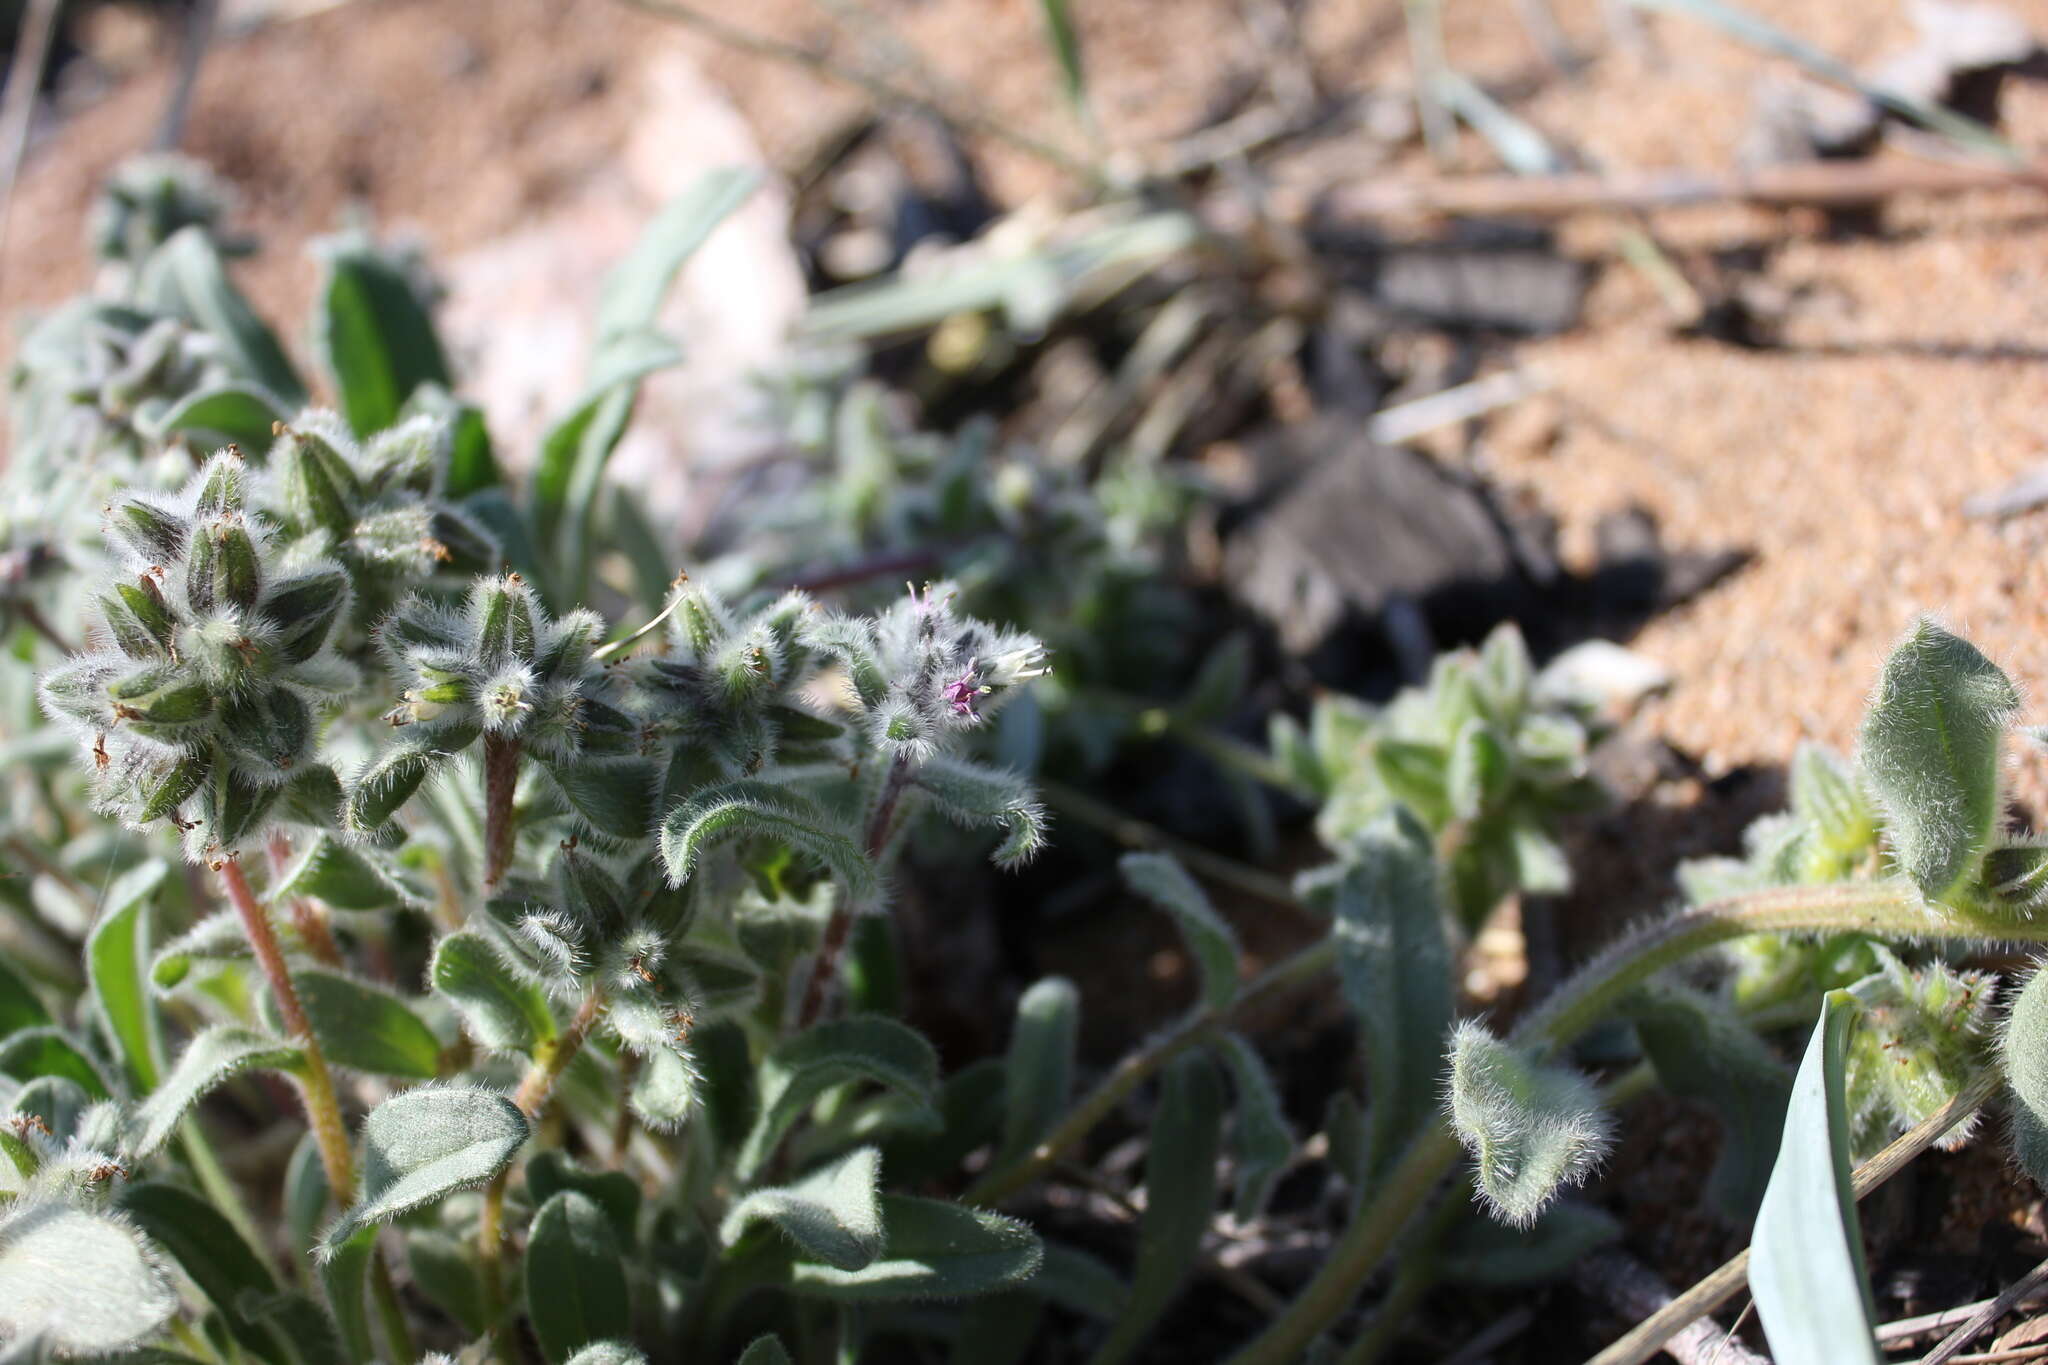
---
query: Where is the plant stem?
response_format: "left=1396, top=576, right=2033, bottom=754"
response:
left=965, top=935, right=1339, bottom=1205
left=1224, top=880, right=2028, bottom=1365
left=1037, top=777, right=1305, bottom=913
left=480, top=988, right=608, bottom=1330
left=481, top=733, right=521, bottom=892
left=370, top=1256, right=415, bottom=1364
left=799, top=753, right=912, bottom=1029
left=268, top=832, right=344, bottom=968
left=217, top=857, right=354, bottom=1199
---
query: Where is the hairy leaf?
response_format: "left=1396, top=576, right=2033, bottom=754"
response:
left=1446, top=1023, right=1612, bottom=1227
left=1119, top=853, right=1239, bottom=1011
left=130, top=1025, right=302, bottom=1157
left=0, top=1028, right=113, bottom=1099
left=526, top=1191, right=632, bottom=1364
left=431, top=930, right=558, bottom=1053
left=2004, top=964, right=2048, bottom=1187
left=314, top=233, right=452, bottom=437
left=0, top=1202, right=178, bottom=1354
left=721, top=1145, right=884, bottom=1271
left=999, top=977, right=1080, bottom=1167
left=118, top=1182, right=292, bottom=1362
left=323, top=1085, right=529, bottom=1251
left=1858, top=619, right=2018, bottom=903
left=780, top=1195, right=1040, bottom=1302
left=86, top=858, right=169, bottom=1089
left=661, top=779, right=876, bottom=902
left=1220, top=1033, right=1294, bottom=1222
left=288, top=969, right=441, bottom=1079
left=739, top=1015, right=938, bottom=1178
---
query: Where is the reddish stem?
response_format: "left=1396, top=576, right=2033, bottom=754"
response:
left=482, top=734, right=521, bottom=891
left=797, top=753, right=911, bottom=1028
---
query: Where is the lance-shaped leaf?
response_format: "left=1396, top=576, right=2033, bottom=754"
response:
left=1750, top=991, right=1883, bottom=1365
left=778, top=1195, right=1041, bottom=1302
left=1858, top=619, right=2019, bottom=904
left=130, top=1025, right=303, bottom=1157
left=313, top=232, right=452, bottom=437
left=527, top=1150, right=640, bottom=1245
left=1446, top=1022, right=1613, bottom=1227
left=408, top=1229, right=488, bottom=1337
left=734, top=1339, right=791, bottom=1365
left=9, top=1077, right=89, bottom=1147
left=721, top=1145, right=883, bottom=1271
left=1119, top=853, right=1239, bottom=1011
left=0, top=955, right=49, bottom=1034
left=545, top=758, right=658, bottom=843
left=322, top=1085, right=529, bottom=1252
left=632, top=1043, right=703, bottom=1130
left=151, top=910, right=249, bottom=988
left=345, top=740, right=458, bottom=835
left=151, top=382, right=290, bottom=452
left=999, top=977, right=1079, bottom=1166
left=136, top=226, right=306, bottom=406
left=0, top=1028, right=113, bottom=1099
left=87, top=858, right=169, bottom=1089
left=319, top=1223, right=377, bottom=1364
left=2004, top=965, right=2048, bottom=1187
left=431, top=930, right=557, bottom=1054
left=1220, top=1033, right=1294, bottom=1223
left=118, top=1181, right=293, bottom=1362
left=1308, top=807, right=1451, bottom=1179
left=273, top=835, right=425, bottom=913
left=1088, top=1051, right=1225, bottom=1365
left=286, top=970, right=441, bottom=1079
left=0, top=1202, right=179, bottom=1355
left=1626, top=984, right=1791, bottom=1221
left=661, top=780, right=876, bottom=901
left=525, top=1191, right=632, bottom=1364
left=738, top=1015, right=938, bottom=1178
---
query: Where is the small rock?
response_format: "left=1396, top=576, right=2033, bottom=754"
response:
left=1534, top=640, right=1673, bottom=716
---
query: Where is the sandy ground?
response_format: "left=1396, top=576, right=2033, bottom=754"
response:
left=8, top=0, right=2048, bottom=784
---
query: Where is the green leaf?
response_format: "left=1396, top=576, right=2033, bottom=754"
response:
left=1219, top=1033, right=1293, bottom=1222
left=322, top=1085, right=529, bottom=1251
left=1857, top=619, right=2019, bottom=903
left=431, top=930, right=558, bottom=1055
left=0, top=1028, right=113, bottom=1099
left=1178, top=634, right=1249, bottom=725
left=722, top=1144, right=883, bottom=1271
left=564, top=1346, right=648, bottom=1365
left=1447, top=719, right=1512, bottom=821
left=631, top=1042, right=703, bottom=1130
left=544, top=758, right=658, bottom=842
left=525, top=1191, right=632, bottom=1364
left=313, top=234, right=452, bottom=437
left=136, top=227, right=306, bottom=406
left=407, top=1229, right=488, bottom=1336
left=780, top=1196, right=1040, bottom=1302
left=594, top=168, right=759, bottom=345
left=1030, top=1242, right=1129, bottom=1320
left=526, top=1150, right=641, bottom=1246
left=1439, top=1200, right=1621, bottom=1286
left=2003, top=965, right=2048, bottom=1187
left=0, top=955, right=49, bottom=1035
left=0, top=1203, right=178, bottom=1355
left=289, top=970, right=441, bottom=1079
left=1446, top=1022, right=1612, bottom=1227
left=273, top=835, right=425, bottom=913
left=8, top=1077, right=89, bottom=1146
left=318, top=1224, right=376, bottom=1364
left=150, top=383, right=289, bottom=453
left=1749, top=991, right=1883, bottom=1365
left=150, top=910, right=249, bottom=988
left=735, top=1338, right=792, bottom=1365
left=117, top=1182, right=293, bottom=1363
left=1308, top=807, right=1451, bottom=1180
left=915, top=755, right=1049, bottom=869
left=129, top=1025, right=303, bottom=1157
left=87, top=858, right=169, bottom=1089
left=1037, top=0, right=1088, bottom=113
left=661, top=779, right=877, bottom=903
left=739, top=1015, right=938, bottom=1179
left=999, top=977, right=1079, bottom=1167
left=1627, top=985, right=1791, bottom=1221
left=1119, top=853, right=1239, bottom=1011
left=284, top=1134, right=332, bottom=1261
left=1088, top=1051, right=1225, bottom=1365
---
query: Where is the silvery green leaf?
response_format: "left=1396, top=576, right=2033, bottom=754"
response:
left=1447, top=718, right=1512, bottom=821
left=150, top=910, right=249, bottom=989
left=720, top=1145, right=883, bottom=1271
left=739, top=1015, right=937, bottom=1178
left=1475, top=622, right=1533, bottom=729
left=1749, top=991, right=1883, bottom=1365
left=780, top=1195, right=1040, bottom=1302
left=999, top=977, right=1079, bottom=1167
left=1307, top=807, right=1450, bottom=1180
left=661, top=779, right=876, bottom=902
left=0, top=954, right=49, bottom=1035
left=525, top=1191, right=632, bottom=1364
left=1626, top=984, right=1791, bottom=1221
left=86, top=858, right=168, bottom=1090
left=129, top=1025, right=302, bottom=1157
left=135, top=226, right=305, bottom=406
left=544, top=758, right=659, bottom=843
left=630, top=1039, right=703, bottom=1131
left=407, top=1229, right=487, bottom=1337
left=1119, top=853, right=1239, bottom=1011
left=1858, top=619, right=2018, bottom=904
left=8, top=1077, right=89, bottom=1146
left=2003, top=964, right=2048, bottom=1186
left=1088, top=1051, right=1225, bottom=1365
left=526, top=1151, right=640, bottom=1246
left=1220, top=1033, right=1294, bottom=1223
left=151, top=382, right=290, bottom=453
left=1446, top=1022, right=1613, bottom=1227
left=431, top=930, right=558, bottom=1054
left=915, top=755, right=1049, bottom=869
left=322, top=1085, right=529, bottom=1252
left=0, top=1202, right=178, bottom=1355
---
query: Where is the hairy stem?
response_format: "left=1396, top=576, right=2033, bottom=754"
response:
left=1224, top=880, right=2026, bottom=1365
left=480, top=988, right=608, bottom=1329
left=268, top=833, right=344, bottom=969
left=799, top=752, right=912, bottom=1028
left=481, top=733, right=521, bottom=892
left=217, top=857, right=354, bottom=1199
